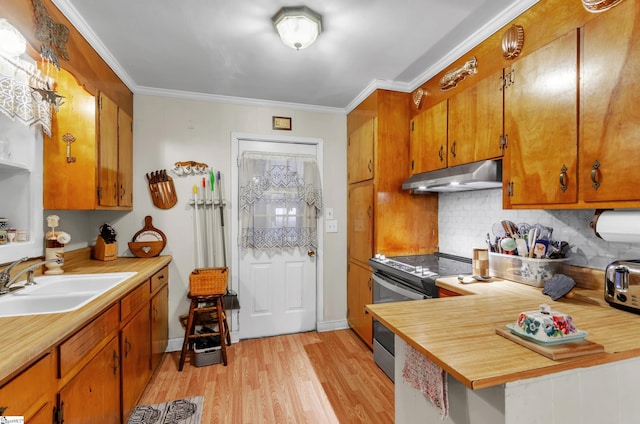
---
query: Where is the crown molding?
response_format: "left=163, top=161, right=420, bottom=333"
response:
left=136, top=86, right=345, bottom=114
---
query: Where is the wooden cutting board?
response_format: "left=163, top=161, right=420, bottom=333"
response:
left=496, top=326, right=605, bottom=360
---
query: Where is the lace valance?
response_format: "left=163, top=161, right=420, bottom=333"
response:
left=239, top=151, right=323, bottom=250
left=0, top=54, right=53, bottom=136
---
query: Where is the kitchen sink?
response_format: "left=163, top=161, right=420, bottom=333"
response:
left=0, top=272, right=137, bottom=317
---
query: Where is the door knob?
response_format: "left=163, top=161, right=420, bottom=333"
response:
left=308, top=250, right=316, bottom=257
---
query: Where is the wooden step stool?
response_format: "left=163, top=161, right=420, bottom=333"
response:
left=179, top=268, right=231, bottom=371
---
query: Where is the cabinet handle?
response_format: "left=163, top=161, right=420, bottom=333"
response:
left=367, top=159, right=372, bottom=174
left=590, top=160, right=601, bottom=190
left=438, top=145, right=444, bottom=162
left=120, top=184, right=125, bottom=198
left=368, top=277, right=372, bottom=291
left=559, top=165, right=568, bottom=192
left=112, top=350, right=120, bottom=375
left=153, top=305, right=159, bottom=320
left=113, top=183, right=118, bottom=200
left=367, top=205, right=372, bottom=218
left=124, top=337, right=131, bottom=358
left=451, top=140, right=457, bottom=158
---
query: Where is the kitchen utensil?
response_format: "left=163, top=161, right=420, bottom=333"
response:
left=501, top=220, right=518, bottom=238
left=517, top=222, right=531, bottom=239
left=492, top=222, right=507, bottom=238
left=193, top=184, right=202, bottom=268
left=99, top=223, right=117, bottom=244
left=217, top=171, right=227, bottom=267
left=500, top=237, right=517, bottom=253
left=128, top=215, right=167, bottom=258
left=604, top=259, right=640, bottom=314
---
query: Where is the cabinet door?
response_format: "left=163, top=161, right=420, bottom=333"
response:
left=121, top=307, right=152, bottom=422
left=151, top=284, right=169, bottom=372
left=504, top=30, right=578, bottom=206
left=58, top=336, right=120, bottom=424
left=581, top=0, right=640, bottom=203
left=118, top=109, right=134, bottom=207
left=448, top=71, right=504, bottom=166
left=348, top=118, right=375, bottom=183
left=347, top=261, right=373, bottom=347
left=348, top=183, right=374, bottom=265
left=43, top=68, right=97, bottom=210
left=98, top=93, right=119, bottom=207
left=410, top=100, right=448, bottom=173
left=0, top=354, right=54, bottom=422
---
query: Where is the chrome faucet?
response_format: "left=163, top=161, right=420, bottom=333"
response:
left=0, top=257, right=64, bottom=295
left=0, top=257, right=28, bottom=289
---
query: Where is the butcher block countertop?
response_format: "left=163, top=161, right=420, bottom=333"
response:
left=366, top=276, right=640, bottom=390
left=0, top=251, right=172, bottom=385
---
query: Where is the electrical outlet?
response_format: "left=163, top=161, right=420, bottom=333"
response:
left=325, top=207, right=334, bottom=219
left=325, top=219, right=338, bottom=233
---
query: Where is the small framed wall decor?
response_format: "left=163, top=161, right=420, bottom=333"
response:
left=272, top=116, right=292, bottom=131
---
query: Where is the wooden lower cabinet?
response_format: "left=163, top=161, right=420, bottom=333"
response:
left=121, top=303, right=152, bottom=422
left=0, top=266, right=169, bottom=424
left=347, top=262, right=373, bottom=347
left=58, top=336, right=120, bottom=423
left=438, top=287, right=462, bottom=298
left=151, top=284, right=169, bottom=372
left=0, top=353, right=54, bottom=422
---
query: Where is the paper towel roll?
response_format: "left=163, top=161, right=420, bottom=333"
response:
left=590, top=209, right=640, bottom=243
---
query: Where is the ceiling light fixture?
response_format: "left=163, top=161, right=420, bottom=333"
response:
left=0, top=19, right=27, bottom=58
left=272, top=6, right=322, bottom=50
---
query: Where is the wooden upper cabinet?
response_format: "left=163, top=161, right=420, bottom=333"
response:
left=448, top=70, right=504, bottom=166
left=44, top=75, right=133, bottom=210
left=98, top=93, right=119, bottom=207
left=348, top=118, right=375, bottom=184
left=99, top=93, right=133, bottom=209
left=410, top=100, right=447, bottom=174
left=503, top=29, right=578, bottom=207
left=348, top=183, right=374, bottom=265
left=118, top=109, right=134, bottom=208
left=44, top=68, right=97, bottom=210
left=580, top=0, right=640, bottom=204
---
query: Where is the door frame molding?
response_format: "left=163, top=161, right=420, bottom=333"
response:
left=230, top=132, right=325, bottom=332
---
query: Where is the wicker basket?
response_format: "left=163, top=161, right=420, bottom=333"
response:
left=189, top=267, right=228, bottom=296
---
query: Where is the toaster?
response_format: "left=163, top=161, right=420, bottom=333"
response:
left=605, top=259, right=640, bottom=313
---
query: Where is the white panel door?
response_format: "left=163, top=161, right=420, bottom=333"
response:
left=237, top=139, right=318, bottom=339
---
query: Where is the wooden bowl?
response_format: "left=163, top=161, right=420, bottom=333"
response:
left=128, top=241, right=164, bottom=258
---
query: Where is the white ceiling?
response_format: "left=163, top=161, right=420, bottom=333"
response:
left=53, top=0, right=537, bottom=112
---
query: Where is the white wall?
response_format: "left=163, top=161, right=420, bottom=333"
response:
left=49, top=95, right=348, bottom=342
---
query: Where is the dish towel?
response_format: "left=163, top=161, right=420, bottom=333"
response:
left=402, top=344, right=449, bottom=419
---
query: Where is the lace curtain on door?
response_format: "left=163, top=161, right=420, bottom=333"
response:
left=239, top=151, right=322, bottom=251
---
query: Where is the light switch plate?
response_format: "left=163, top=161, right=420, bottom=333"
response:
left=325, top=219, right=338, bottom=233
left=325, top=207, right=334, bottom=219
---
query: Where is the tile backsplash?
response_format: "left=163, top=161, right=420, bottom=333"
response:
left=438, top=188, right=640, bottom=270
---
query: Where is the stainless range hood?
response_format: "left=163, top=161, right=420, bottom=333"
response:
left=402, top=159, right=503, bottom=193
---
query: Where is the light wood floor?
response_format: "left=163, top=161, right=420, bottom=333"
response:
left=138, top=329, right=394, bottom=423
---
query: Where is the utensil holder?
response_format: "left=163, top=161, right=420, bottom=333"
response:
left=94, top=236, right=117, bottom=261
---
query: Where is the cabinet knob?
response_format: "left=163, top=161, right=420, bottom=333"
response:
left=590, top=160, right=601, bottom=190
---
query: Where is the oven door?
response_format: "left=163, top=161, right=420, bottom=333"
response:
left=372, top=272, right=427, bottom=382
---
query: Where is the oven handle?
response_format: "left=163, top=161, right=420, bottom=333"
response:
left=372, top=274, right=427, bottom=300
